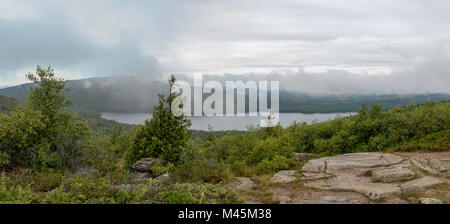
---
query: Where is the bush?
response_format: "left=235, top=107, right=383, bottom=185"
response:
left=150, top=183, right=243, bottom=204
left=0, top=171, right=243, bottom=204
left=84, top=126, right=137, bottom=173
left=173, top=159, right=232, bottom=184
left=248, top=137, right=294, bottom=164
left=286, top=102, right=450, bottom=154
left=196, top=128, right=296, bottom=175
left=256, top=155, right=291, bottom=174
left=0, top=174, right=39, bottom=203
left=0, top=107, right=46, bottom=167
left=31, top=171, right=63, bottom=192
left=0, top=172, right=147, bottom=204
left=150, top=162, right=173, bottom=177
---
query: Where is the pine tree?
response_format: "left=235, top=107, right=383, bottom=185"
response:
left=126, top=75, right=191, bottom=166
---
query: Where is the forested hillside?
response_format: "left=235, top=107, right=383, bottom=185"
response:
left=2, top=76, right=449, bottom=114
left=0, top=95, right=17, bottom=114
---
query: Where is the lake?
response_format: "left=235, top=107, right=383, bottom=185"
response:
left=101, top=112, right=354, bottom=131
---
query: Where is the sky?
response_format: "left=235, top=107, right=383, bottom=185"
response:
left=0, top=0, right=449, bottom=94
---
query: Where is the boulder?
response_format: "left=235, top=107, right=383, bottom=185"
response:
left=298, top=152, right=449, bottom=203
left=302, top=153, right=404, bottom=175
left=429, top=159, right=450, bottom=173
left=294, top=153, right=317, bottom=162
left=401, top=176, right=445, bottom=192
left=302, top=153, right=412, bottom=200
left=155, top=172, right=170, bottom=181
left=409, top=158, right=439, bottom=175
left=319, top=194, right=369, bottom=204
left=129, top=172, right=152, bottom=184
left=132, top=158, right=168, bottom=173
left=227, top=177, right=255, bottom=190
left=371, top=167, right=416, bottom=183
left=319, top=195, right=349, bottom=203
left=278, top=196, right=292, bottom=204
left=418, top=197, right=443, bottom=204
left=271, top=170, right=297, bottom=184
left=304, top=174, right=402, bottom=200
left=301, top=172, right=333, bottom=180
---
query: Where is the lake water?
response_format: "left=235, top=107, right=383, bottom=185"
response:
left=101, top=112, right=354, bottom=131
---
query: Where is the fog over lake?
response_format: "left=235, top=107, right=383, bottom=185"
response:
left=101, top=112, right=354, bottom=131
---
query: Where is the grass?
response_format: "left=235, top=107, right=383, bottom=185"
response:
left=399, top=183, right=450, bottom=204
left=370, top=197, right=387, bottom=204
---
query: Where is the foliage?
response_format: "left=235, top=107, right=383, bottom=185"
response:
left=284, top=102, right=450, bottom=155
left=0, top=107, right=46, bottom=166
left=0, top=95, right=17, bottom=114
left=84, top=125, right=138, bottom=173
left=0, top=172, right=145, bottom=204
left=388, top=129, right=450, bottom=152
left=0, top=171, right=242, bottom=204
left=0, top=66, right=89, bottom=169
left=150, top=162, right=173, bottom=177
left=126, top=75, right=191, bottom=166
left=256, top=155, right=292, bottom=175
left=173, top=159, right=232, bottom=184
left=78, top=113, right=135, bottom=133
left=152, top=183, right=243, bottom=204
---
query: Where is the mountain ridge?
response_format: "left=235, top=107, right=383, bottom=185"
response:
left=1, top=76, right=449, bottom=114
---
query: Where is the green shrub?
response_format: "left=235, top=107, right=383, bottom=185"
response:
left=84, top=127, right=137, bottom=173
left=0, top=107, right=46, bottom=167
left=173, top=159, right=232, bottom=184
left=151, top=183, right=243, bottom=204
left=0, top=174, right=39, bottom=204
left=31, top=171, right=63, bottom=192
left=150, top=162, right=173, bottom=177
left=389, top=129, right=450, bottom=152
left=256, top=155, right=291, bottom=174
left=286, top=102, right=450, bottom=154
left=248, top=137, right=293, bottom=165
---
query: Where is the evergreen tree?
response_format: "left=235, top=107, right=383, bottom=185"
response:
left=127, top=75, right=191, bottom=166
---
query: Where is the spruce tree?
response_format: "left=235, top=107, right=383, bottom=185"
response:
left=126, top=75, right=191, bottom=166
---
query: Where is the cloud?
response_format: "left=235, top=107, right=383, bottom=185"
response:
left=0, top=0, right=162, bottom=85
left=176, top=40, right=450, bottom=95
left=0, top=0, right=449, bottom=95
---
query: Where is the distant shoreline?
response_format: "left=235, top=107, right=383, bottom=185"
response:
left=101, top=112, right=355, bottom=131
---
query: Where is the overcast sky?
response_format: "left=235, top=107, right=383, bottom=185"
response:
left=0, top=0, right=449, bottom=94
